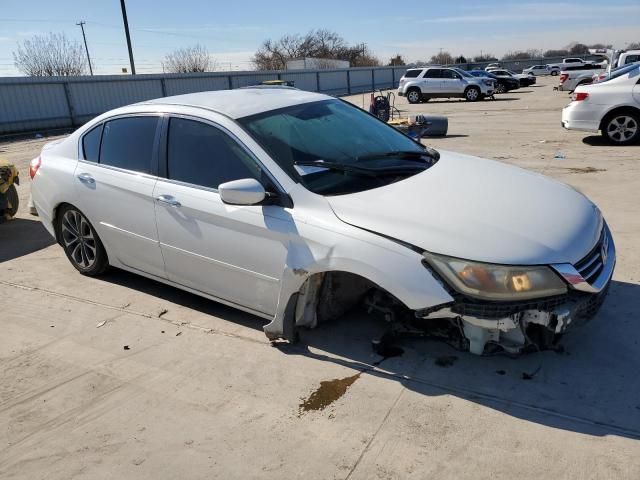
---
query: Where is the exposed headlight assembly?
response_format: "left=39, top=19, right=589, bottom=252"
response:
left=424, top=253, right=567, bottom=301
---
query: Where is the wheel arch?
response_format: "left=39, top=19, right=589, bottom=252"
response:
left=599, top=105, right=640, bottom=131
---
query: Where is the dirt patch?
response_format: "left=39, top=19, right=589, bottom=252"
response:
left=565, top=166, right=606, bottom=174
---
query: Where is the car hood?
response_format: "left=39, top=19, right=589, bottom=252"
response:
left=327, top=151, right=602, bottom=265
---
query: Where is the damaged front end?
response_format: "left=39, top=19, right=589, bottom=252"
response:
left=417, top=225, right=616, bottom=355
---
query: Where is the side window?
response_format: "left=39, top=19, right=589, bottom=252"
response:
left=404, top=69, right=421, bottom=78
left=100, top=116, right=158, bottom=174
left=441, top=69, right=456, bottom=79
left=82, top=124, right=102, bottom=162
left=167, top=118, right=260, bottom=189
left=423, top=69, right=441, bottom=78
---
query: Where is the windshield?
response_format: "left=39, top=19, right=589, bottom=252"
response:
left=238, top=99, right=437, bottom=196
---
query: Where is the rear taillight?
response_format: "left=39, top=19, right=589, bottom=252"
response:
left=29, top=156, right=41, bottom=179
left=572, top=92, right=589, bottom=101
left=559, top=73, right=568, bottom=83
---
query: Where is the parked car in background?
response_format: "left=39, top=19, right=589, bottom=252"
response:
left=29, top=88, right=616, bottom=356
left=558, top=65, right=606, bottom=92
left=616, top=50, right=640, bottom=68
left=468, top=70, right=520, bottom=93
left=547, top=57, right=592, bottom=70
left=490, top=69, right=536, bottom=87
left=523, top=65, right=559, bottom=76
left=398, top=66, right=493, bottom=103
left=485, top=63, right=501, bottom=71
left=562, top=62, right=640, bottom=145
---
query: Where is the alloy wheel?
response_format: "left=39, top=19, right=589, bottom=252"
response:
left=466, top=88, right=479, bottom=101
left=61, top=209, right=97, bottom=269
left=606, top=115, right=638, bottom=143
left=407, top=90, right=421, bottom=103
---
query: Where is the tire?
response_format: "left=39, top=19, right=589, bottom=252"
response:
left=57, top=205, right=109, bottom=276
left=601, top=111, right=640, bottom=145
left=551, top=70, right=559, bottom=76
left=406, top=88, right=422, bottom=104
left=464, top=86, right=480, bottom=102
left=5, top=184, right=19, bottom=218
left=495, top=83, right=506, bottom=94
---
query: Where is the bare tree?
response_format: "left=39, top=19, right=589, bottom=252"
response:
left=13, top=32, right=87, bottom=76
left=163, top=45, right=214, bottom=73
left=252, top=29, right=380, bottom=70
left=473, top=53, right=498, bottom=62
left=625, top=42, right=640, bottom=50
left=429, top=51, right=454, bottom=65
left=387, top=54, right=405, bottom=66
left=543, top=49, right=569, bottom=58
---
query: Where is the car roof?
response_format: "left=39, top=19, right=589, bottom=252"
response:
left=140, top=87, right=332, bottom=119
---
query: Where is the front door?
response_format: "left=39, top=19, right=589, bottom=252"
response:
left=153, top=116, right=292, bottom=315
left=73, top=115, right=166, bottom=278
left=440, top=69, right=465, bottom=93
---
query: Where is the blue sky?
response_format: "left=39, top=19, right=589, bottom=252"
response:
left=1, top=0, right=638, bottom=75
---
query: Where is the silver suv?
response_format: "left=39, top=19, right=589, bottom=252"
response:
left=398, top=66, right=494, bottom=103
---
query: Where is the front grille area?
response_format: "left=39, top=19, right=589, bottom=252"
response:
left=574, top=229, right=606, bottom=285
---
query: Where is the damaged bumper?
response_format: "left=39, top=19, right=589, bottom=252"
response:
left=419, top=226, right=615, bottom=355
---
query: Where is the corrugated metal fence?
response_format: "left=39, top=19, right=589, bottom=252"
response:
left=0, top=55, right=597, bottom=135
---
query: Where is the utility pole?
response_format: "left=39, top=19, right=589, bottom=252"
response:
left=76, top=21, right=93, bottom=75
left=119, top=0, right=136, bottom=74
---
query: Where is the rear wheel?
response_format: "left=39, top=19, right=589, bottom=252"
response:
left=406, top=88, right=422, bottom=104
left=5, top=184, right=19, bottom=218
left=57, top=205, right=109, bottom=276
left=551, top=70, right=559, bottom=76
left=602, top=111, right=640, bottom=145
left=464, top=86, right=480, bottom=102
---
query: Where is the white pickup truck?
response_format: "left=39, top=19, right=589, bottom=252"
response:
left=548, top=57, right=593, bottom=70
left=558, top=65, right=606, bottom=92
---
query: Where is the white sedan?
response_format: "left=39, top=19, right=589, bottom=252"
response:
left=30, top=88, right=614, bottom=355
left=562, top=63, right=640, bottom=145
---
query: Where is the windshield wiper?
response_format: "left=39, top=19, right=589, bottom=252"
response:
left=294, top=159, right=425, bottom=176
left=357, top=147, right=440, bottom=162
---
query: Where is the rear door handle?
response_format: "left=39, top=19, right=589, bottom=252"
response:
left=155, top=194, right=181, bottom=208
left=77, top=173, right=95, bottom=185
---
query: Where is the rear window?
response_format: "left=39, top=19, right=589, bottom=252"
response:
left=82, top=124, right=102, bottom=162
left=100, top=116, right=158, bottom=174
left=404, top=69, right=421, bottom=78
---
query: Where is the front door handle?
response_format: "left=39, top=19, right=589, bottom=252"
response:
left=155, top=194, right=181, bottom=208
left=77, top=173, right=95, bottom=185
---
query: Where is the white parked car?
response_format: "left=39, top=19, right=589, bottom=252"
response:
left=398, top=66, right=493, bottom=103
left=485, top=63, right=501, bottom=71
left=30, top=88, right=615, bottom=355
left=522, top=65, right=559, bottom=76
left=562, top=63, right=640, bottom=145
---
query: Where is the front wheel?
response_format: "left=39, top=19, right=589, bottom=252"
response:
left=406, top=89, right=422, bottom=104
left=495, top=83, right=506, bottom=94
left=57, top=205, right=109, bottom=276
left=602, top=112, right=640, bottom=145
left=464, top=86, right=480, bottom=102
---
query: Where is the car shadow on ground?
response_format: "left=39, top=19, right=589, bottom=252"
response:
left=0, top=217, right=55, bottom=262
left=278, top=279, right=640, bottom=440
left=36, top=232, right=640, bottom=441
left=425, top=97, right=519, bottom=104
left=98, top=268, right=269, bottom=332
left=582, top=135, right=640, bottom=147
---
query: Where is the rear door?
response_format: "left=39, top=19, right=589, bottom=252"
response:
left=73, top=114, right=166, bottom=278
left=153, top=115, right=292, bottom=315
left=421, top=68, right=442, bottom=94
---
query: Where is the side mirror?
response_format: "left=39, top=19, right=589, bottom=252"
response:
left=218, top=178, right=266, bottom=206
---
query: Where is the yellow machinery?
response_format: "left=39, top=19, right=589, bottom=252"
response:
left=0, top=159, right=19, bottom=221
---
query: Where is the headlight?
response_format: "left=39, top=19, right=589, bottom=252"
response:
left=424, top=253, right=567, bottom=301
